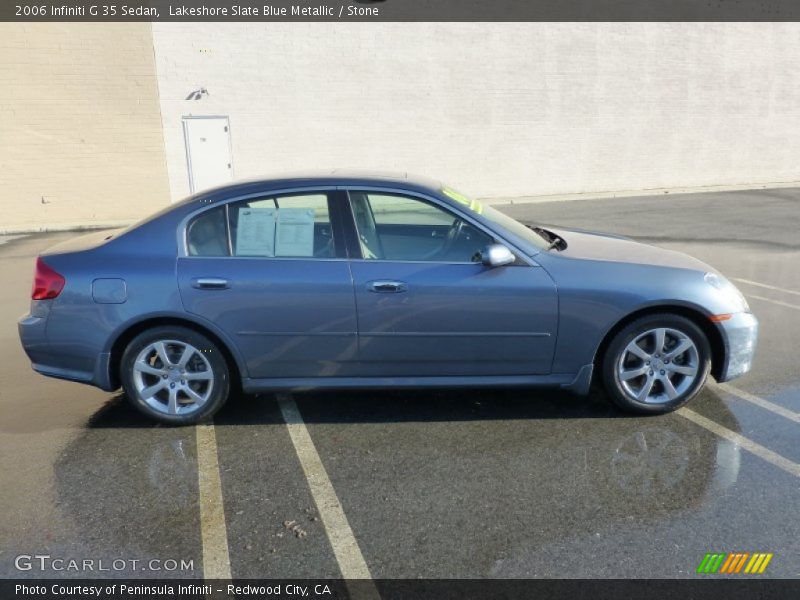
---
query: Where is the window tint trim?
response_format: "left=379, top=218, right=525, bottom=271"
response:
left=342, top=187, right=535, bottom=266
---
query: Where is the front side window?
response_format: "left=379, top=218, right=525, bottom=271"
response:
left=187, top=192, right=337, bottom=258
left=348, top=192, right=493, bottom=262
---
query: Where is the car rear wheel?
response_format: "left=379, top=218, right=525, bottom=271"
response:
left=602, top=314, right=711, bottom=414
left=121, top=326, right=230, bottom=425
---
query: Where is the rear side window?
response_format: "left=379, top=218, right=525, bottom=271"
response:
left=187, top=206, right=228, bottom=256
left=186, top=192, right=338, bottom=258
left=229, top=193, right=335, bottom=258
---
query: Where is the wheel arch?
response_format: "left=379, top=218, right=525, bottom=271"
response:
left=592, top=303, right=726, bottom=382
left=107, top=314, right=246, bottom=392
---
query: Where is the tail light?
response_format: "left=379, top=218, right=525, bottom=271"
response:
left=32, top=257, right=65, bottom=300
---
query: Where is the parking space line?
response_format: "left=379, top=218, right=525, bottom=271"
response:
left=732, top=278, right=800, bottom=297
left=677, top=408, right=800, bottom=478
left=196, top=423, right=233, bottom=579
left=744, top=293, right=800, bottom=311
left=277, top=394, right=378, bottom=591
left=713, top=382, right=800, bottom=424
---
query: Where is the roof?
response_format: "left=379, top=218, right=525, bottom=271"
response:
left=188, top=170, right=444, bottom=204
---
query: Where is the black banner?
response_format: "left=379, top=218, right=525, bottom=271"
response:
left=3, top=579, right=800, bottom=600
left=4, top=0, right=800, bottom=22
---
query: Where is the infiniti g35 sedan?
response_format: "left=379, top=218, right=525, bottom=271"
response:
left=19, top=172, right=758, bottom=425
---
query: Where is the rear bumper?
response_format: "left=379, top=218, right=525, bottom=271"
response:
left=18, top=313, right=115, bottom=391
left=717, top=312, right=758, bottom=382
left=18, top=313, right=49, bottom=364
left=30, top=353, right=114, bottom=390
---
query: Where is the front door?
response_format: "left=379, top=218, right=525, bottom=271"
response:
left=346, top=191, right=558, bottom=377
left=178, top=190, right=359, bottom=379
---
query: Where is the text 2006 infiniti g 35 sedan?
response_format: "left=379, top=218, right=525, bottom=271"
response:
left=19, top=172, right=758, bottom=424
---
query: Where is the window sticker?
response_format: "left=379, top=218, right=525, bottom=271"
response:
left=442, top=187, right=483, bottom=214
left=276, top=208, right=315, bottom=257
left=235, top=207, right=276, bottom=256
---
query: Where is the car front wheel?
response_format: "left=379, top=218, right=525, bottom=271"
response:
left=120, top=326, right=230, bottom=425
left=602, top=314, right=711, bottom=414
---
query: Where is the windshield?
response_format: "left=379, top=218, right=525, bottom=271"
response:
left=441, top=187, right=550, bottom=251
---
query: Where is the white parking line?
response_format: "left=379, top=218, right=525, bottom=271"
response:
left=732, top=278, right=800, bottom=297
left=677, top=408, right=800, bottom=478
left=277, top=394, right=378, bottom=594
left=745, top=293, right=800, bottom=311
left=713, top=382, right=800, bottom=424
left=196, top=423, right=233, bottom=579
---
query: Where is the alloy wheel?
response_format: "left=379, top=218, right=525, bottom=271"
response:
left=131, top=339, right=214, bottom=416
left=616, top=327, right=700, bottom=404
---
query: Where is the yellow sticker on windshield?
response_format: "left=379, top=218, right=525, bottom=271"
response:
left=442, top=187, right=483, bottom=214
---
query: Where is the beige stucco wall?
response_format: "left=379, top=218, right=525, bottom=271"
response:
left=0, top=23, right=170, bottom=233
left=153, top=23, right=800, bottom=202
left=3, top=23, right=800, bottom=232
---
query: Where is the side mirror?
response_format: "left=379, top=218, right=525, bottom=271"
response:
left=480, top=244, right=515, bottom=268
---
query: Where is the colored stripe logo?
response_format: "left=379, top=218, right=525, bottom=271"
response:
left=696, top=552, right=773, bottom=574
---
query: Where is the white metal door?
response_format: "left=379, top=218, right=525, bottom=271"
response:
left=183, top=116, right=233, bottom=193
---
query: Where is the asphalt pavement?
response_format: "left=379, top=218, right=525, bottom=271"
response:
left=1, top=188, right=799, bottom=581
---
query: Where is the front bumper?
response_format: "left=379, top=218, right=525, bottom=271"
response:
left=717, top=312, right=758, bottom=382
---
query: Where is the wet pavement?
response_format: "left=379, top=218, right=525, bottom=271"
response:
left=1, top=188, right=799, bottom=580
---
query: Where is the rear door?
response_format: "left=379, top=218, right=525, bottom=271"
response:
left=177, top=189, right=359, bottom=379
left=345, top=190, right=559, bottom=377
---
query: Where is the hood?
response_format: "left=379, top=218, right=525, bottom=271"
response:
left=41, top=229, right=122, bottom=257
left=548, top=227, right=714, bottom=272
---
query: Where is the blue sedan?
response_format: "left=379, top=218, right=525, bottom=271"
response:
left=18, top=172, right=758, bottom=424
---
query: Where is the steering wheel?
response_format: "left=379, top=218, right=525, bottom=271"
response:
left=441, top=218, right=465, bottom=259
left=420, top=218, right=464, bottom=261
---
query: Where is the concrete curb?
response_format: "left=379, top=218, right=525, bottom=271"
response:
left=0, top=234, right=26, bottom=246
left=481, top=180, right=800, bottom=206
left=0, top=221, right=134, bottom=236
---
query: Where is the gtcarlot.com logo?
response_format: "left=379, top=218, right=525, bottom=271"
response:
left=696, top=552, right=773, bottom=574
left=14, top=554, right=194, bottom=572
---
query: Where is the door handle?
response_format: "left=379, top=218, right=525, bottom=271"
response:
left=368, top=280, right=407, bottom=293
left=192, top=277, right=230, bottom=290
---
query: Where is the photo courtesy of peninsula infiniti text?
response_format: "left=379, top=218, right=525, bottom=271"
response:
left=18, top=172, right=759, bottom=425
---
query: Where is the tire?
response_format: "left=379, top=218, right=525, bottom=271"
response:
left=120, top=325, right=231, bottom=425
left=601, top=313, right=711, bottom=415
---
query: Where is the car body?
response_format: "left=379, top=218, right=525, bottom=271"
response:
left=18, top=172, right=758, bottom=424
